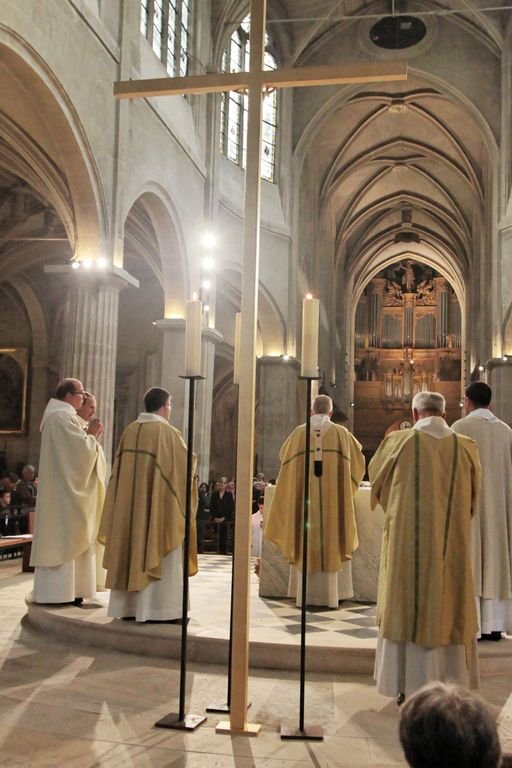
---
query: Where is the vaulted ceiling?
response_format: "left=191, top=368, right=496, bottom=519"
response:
left=228, top=0, right=511, bottom=301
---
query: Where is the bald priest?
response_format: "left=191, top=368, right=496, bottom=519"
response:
left=264, top=394, right=365, bottom=607
left=98, top=387, right=197, bottom=623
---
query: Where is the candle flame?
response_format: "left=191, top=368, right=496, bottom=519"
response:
left=305, top=292, right=313, bottom=300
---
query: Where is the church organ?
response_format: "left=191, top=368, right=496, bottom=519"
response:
left=353, top=261, right=462, bottom=450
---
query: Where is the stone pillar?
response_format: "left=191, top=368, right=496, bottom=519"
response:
left=485, top=359, right=512, bottom=425
left=156, top=319, right=222, bottom=482
left=59, top=269, right=135, bottom=466
left=155, top=318, right=187, bottom=435
left=195, top=327, right=223, bottom=482
left=257, top=356, right=301, bottom=480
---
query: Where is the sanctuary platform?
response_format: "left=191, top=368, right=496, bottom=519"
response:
left=25, top=554, right=512, bottom=677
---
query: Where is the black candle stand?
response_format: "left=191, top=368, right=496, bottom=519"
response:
left=280, top=375, right=324, bottom=741
left=155, top=374, right=206, bottom=731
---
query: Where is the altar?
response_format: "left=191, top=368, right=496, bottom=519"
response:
left=259, top=485, right=384, bottom=603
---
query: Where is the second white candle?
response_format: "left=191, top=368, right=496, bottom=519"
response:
left=301, top=294, right=319, bottom=377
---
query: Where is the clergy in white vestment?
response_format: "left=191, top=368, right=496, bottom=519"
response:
left=369, top=391, right=482, bottom=704
left=30, top=378, right=105, bottom=604
left=76, top=392, right=107, bottom=591
left=452, top=381, right=512, bottom=640
left=264, top=394, right=365, bottom=608
left=98, top=387, right=197, bottom=623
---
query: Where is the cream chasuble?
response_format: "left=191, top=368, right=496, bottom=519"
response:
left=369, top=416, right=481, bottom=697
left=31, top=399, right=104, bottom=567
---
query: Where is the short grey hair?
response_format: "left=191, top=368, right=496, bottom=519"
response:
left=412, top=391, right=445, bottom=415
left=312, top=394, right=333, bottom=415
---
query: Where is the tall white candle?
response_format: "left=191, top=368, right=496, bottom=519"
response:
left=301, top=294, right=319, bottom=377
left=185, top=297, right=202, bottom=376
left=233, top=312, right=241, bottom=385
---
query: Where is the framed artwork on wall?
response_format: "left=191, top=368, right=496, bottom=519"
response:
left=0, top=348, right=28, bottom=433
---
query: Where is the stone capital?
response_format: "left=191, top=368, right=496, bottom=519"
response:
left=44, top=264, right=139, bottom=290
left=154, top=318, right=185, bottom=332
left=258, top=355, right=300, bottom=370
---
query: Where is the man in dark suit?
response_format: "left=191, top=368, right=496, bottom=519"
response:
left=209, top=476, right=235, bottom=554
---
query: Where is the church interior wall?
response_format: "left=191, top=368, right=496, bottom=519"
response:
left=136, top=45, right=206, bottom=171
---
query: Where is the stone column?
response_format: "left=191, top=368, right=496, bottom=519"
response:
left=156, top=319, right=222, bottom=482
left=155, top=318, right=187, bottom=435
left=485, top=359, right=512, bottom=424
left=59, top=268, right=136, bottom=466
left=195, top=327, right=223, bottom=482
left=257, top=356, right=301, bottom=480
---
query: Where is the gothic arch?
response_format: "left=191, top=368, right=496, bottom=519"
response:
left=0, top=29, right=107, bottom=258
left=124, top=185, right=187, bottom=316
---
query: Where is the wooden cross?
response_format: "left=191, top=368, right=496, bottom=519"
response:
left=115, top=0, right=406, bottom=735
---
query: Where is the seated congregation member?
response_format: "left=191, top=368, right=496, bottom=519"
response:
left=369, top=391, right=481, bottom=703
left=399, top=682, right=502, bottom=768
left=8, top=468, right=35, bottom=534
left=264, top=394, right=365, bottom=608
left=99, top=387, right=197, bottom=623
left=0, top=474, right=19, bottom=505
left=13, top=465, right=37, bottom=507
left=30, top=378, right=104, bottom=605
left=209, top=476, right=235, bottom=555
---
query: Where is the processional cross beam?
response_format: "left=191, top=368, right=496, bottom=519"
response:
left=114, top=0, right=406, bottom=735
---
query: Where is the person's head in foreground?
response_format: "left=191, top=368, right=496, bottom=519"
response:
left=399, top=682, right=502, bottom=768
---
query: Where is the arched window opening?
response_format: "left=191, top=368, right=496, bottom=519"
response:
left=220, top=17, right=277, bottom=182
left=140, top=0, right=191, bottom=77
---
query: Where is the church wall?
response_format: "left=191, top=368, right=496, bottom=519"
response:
left=120, top=104, right=206, bottom=272
left=72, top=0, right=122, bottom=44
left=217, top=162, right=291, bottom=324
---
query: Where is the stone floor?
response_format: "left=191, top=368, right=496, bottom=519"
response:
left=1, top=554, right=512, bottom=767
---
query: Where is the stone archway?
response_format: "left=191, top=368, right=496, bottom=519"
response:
left=0, top=38, right=106, bottom=469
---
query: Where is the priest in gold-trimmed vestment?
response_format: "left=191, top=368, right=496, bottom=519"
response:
left=98, top=387, right=197, bottom=623
left=369, top=391, right=481, bottom=701
left=264, top=394, right=365, bottom=607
